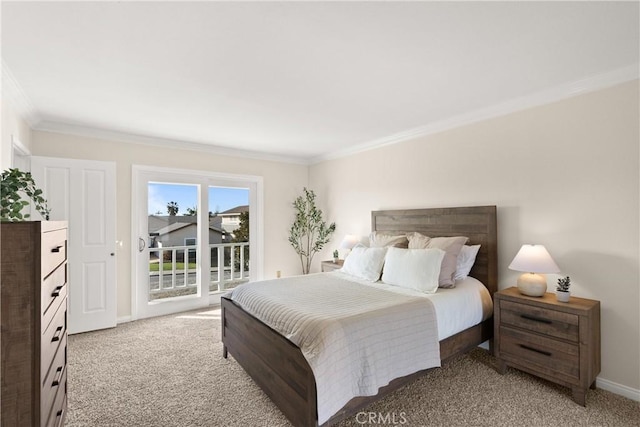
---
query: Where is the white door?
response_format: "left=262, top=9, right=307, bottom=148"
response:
left=31, top=156, right=117, bottom=334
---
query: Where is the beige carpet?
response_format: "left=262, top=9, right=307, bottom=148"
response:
left=66, top=307, right=639, bottom=427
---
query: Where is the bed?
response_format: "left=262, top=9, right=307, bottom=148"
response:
left=221, top=205, right=497, bottom=426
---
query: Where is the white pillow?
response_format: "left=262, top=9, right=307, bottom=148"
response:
left=381, top=247, right=445, bottom=294
left=340, top=246, right=387, bottom=282
left=455, top=245, right=481, bottom=281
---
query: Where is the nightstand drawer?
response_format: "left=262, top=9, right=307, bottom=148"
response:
left=500, top=326, right=579, bottom=382
left=501, top=300, right=579, bottom=342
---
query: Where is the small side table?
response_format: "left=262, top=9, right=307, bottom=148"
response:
left=321, top=260, right=344, bottom=272
left=494, top=287, right=601, bottom=406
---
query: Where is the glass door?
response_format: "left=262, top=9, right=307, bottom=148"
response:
left=132, top=165, right=263, bottom=319
left=148, top=183, right=199, bottom=302
left=208, top=186, right=251, bottom=293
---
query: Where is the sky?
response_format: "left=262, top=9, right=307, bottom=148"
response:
left=148, top=183, right=249, bottom=215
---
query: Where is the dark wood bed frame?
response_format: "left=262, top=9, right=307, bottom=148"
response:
left=221, top=206, right=498, bottom=426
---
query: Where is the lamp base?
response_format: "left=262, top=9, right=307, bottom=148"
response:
left=517, top=273, right=547, bottom=297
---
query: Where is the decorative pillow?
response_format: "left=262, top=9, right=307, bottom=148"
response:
left=381, top=247, right=445, bottom=294
left=427, top=236, right=469, bottom=288
left=406, top=232, right=431, bottom=249
left=455, top=245, right=481, bottom=281
left=340, top=246, right=387, bottom=282
left=369, top=231, right=408, bottom=248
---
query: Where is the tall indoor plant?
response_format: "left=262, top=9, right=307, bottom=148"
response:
left=0, top=168, right=50, bottom=221
left=288, top=187, right=336, bottom=274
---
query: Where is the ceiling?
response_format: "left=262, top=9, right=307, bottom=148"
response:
left=2, top=1, right=639, bottom=164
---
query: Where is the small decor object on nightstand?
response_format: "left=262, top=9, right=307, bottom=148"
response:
left=508, top=244, right=560, bottom=297
left=332, top=250, right=339, bottom=263
left=556, top=276, right=571, bottom=302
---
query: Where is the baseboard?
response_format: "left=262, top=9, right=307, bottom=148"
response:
left=596, top=377, right=640, bottom=402
left=117, top=315, right=132, bottom=324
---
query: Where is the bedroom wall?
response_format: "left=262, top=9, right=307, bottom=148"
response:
left=309, top=80, right=640, bottom=395
left=1, top=98, right=33, bottom=169
left=30, top=131, right=309, bottom=319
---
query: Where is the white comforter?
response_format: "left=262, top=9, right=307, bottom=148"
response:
left=228, top=273, right=441, bottom=425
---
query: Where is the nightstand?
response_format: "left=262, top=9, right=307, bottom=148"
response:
left=494, top=287, right=600, bottom=406
left=321, top=260, right=344, bottom=272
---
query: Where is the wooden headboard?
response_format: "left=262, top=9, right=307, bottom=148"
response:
left=371, top=206, right=498, bottom=295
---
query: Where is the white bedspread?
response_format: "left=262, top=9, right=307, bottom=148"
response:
left=228, top=273, right=441, bottom=425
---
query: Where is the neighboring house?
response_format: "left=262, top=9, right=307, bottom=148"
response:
left=210, top=205, right=249, bottom=235
left=148, top=215, right=226, bottom=248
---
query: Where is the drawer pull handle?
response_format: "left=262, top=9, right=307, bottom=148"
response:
left=520, top=314, right=552, bottom=324
left=51, top=245, right=64, bottom=253
left=519, top=344, right=552, bottom=357
left=51, top=285, right=64, bottom=297
left=51, top=326, right=63, bottom=342
left=52, top=366, right=63, bottom=387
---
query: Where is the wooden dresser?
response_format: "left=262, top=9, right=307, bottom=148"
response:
left=494, top=287, right=600, bottom=406
left=1, top=221, right=69, bottom=427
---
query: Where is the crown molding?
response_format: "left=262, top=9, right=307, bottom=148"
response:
left=1, top=60, right=41, bottom=127
left=34, top=120, right=311, bottom=165
left=7, top=59, right=637, bottom=166
left=310, top=64, right=640, bottom=164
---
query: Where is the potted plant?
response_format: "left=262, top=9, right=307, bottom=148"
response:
left=288, top=187, right=336, bottom=274
left=1, top=168, right=50, bottom=221
left=332, top=249, right=339, bottom=263
left=556, top=276, right=571, bottom=302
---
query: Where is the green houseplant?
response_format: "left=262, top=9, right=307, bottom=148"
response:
left=556, top=276, right=571, bottom=302
left=1, top=168, right=50, bottom=221
left=288, top=188, right=336, bottom=274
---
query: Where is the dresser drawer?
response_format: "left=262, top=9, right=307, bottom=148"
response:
left=500, top=326, right=579, bottom=382
left=41, top=299, right=67, bottom=382
left=500, top=300, right=579, bottom=342
left=41, top=228, right=67, bottom=280
left=42, top=264, right=67, bottom=330
left=41, top=335, right=67, bottom=427
left=45, top=392, right=67, bottom=427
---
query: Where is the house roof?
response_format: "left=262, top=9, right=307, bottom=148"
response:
left=218, top=205, right=249, bottom=216
left=149, top=215, right=225, bottom=235
left=155, top=221, right=225, bottom=236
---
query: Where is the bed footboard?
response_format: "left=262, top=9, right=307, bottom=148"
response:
left=221, top=296, right=318, bottom=426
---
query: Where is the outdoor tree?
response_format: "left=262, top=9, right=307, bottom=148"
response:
left=232, top=211, right=250, bottom=271
left=288, top=188, right=336, bottom=274
left=185, top=206, right=197, bottom=216
left=167, top=201, right=179, bottom=216
left=232, top=211, right=249, bottom=243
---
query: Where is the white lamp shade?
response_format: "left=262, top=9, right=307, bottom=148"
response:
left=508, top=244, right=560, bottom=273
left=340, top=234, right=360, bottom=250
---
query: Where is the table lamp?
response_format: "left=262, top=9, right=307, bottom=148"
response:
left=508, top=244, right=560, bottom=297
left=340, top=234, right=360, bottom=258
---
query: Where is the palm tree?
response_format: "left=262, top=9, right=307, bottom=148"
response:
left=167, top=201, right=179, bottom=216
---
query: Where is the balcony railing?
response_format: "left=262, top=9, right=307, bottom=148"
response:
left=148, top=242, right=249, bottom=299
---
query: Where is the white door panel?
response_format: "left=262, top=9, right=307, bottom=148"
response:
left=31, top=156, right=116, bottom=334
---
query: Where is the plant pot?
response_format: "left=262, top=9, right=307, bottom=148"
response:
left=556, top=290, right=571, bottom=303
left=333, top=257, right=339, bottom=263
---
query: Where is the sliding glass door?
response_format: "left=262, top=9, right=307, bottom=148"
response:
left=132, top=166, right=262, bottom=319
